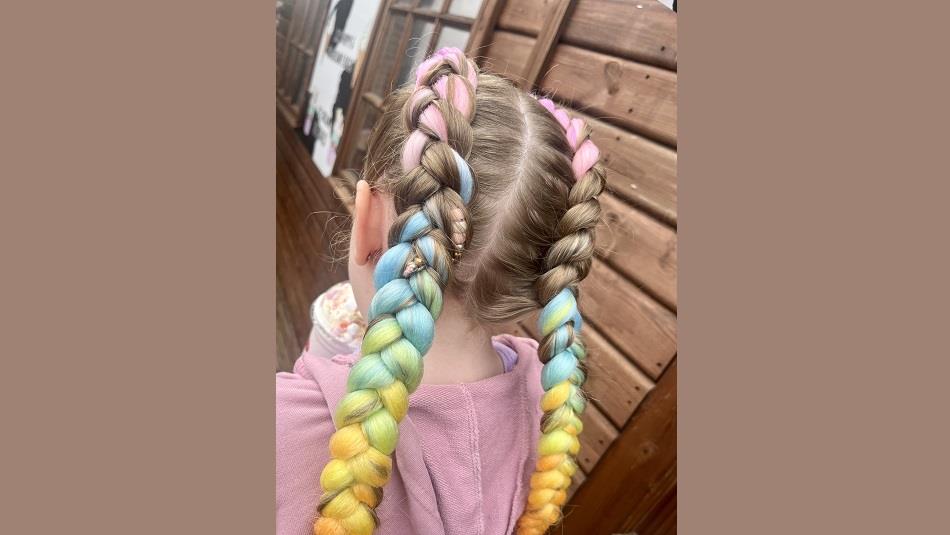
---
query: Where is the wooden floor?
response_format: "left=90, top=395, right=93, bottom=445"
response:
left=276, top=114, right=349, bottom=372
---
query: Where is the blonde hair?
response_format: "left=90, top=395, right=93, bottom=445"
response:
left=314, top=48, right=606, bottom=535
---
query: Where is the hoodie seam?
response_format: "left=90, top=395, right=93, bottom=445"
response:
left=460, top=384, right=485, bottom=535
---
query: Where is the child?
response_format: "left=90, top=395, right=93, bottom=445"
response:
left=277, top=47, right=605, bottom=535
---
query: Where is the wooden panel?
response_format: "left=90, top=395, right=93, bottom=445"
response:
left=576, top=403, right=617, bottom=473
left=630, top=482, right=676, bottom=535
left=540, top=44, right=677, bottom=146
left=467, top=0, right=506, bottom=57
left=276, top=116, right=349, bottom=369
left=499, top=0, right=676, bottom=71
left=566, top=469, right=586, bottom=499
left=581, top=110, right=677, bottom=225
left=481, top=31, right=535, bottom=83
left=496, top=0, right=548, bottom=35
left=519, top=317, right=654, bottom=428
left=520, top=0, right=572, bottom=88
left=597, top=193, right=677, bottom=310
left=581, top=260, right=676, bottom=379
left=276, top=274, right=303, bottom=372
left=563, top=360, right=676, bottom=534
left=563, top=0, right=677, bottom=71
left=581, top=325, right=656, bottom=427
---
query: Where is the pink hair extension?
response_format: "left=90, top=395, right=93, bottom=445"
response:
left=572, top=140, right=600, bottom=181
left=536, top=97, right=600, bottom=181
left=401, top=48, right=479, bottom=174
left=433, top=76, right=474, bottom=120
left=401, top=130, right=429, bottom=171
left=419, top=105, right=448, bottom=141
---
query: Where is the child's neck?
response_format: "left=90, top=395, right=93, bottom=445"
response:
left=420, top=296, right=504, bottom=384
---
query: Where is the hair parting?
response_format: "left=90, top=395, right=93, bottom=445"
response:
left=514, top=96, right=605, bottom=535
left=314, top=47, right=606, bottom=535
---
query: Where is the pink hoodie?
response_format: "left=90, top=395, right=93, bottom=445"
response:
left=276, top=334, right=544, bottom=535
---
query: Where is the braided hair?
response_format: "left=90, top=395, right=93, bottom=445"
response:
left=313, top=47, right=605, bottom=535
left=313, top=48, right=479, bottom=535
left=514, top=98, right=606, bottom=535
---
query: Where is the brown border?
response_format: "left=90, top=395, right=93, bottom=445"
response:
left=4, top=2, right=275, bottom=533
left=681, top=1, right=950, bottom=534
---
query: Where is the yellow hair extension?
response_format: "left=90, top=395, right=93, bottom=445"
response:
left=313, top=47, right=481, bottom=535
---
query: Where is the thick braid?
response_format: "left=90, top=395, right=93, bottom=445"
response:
left=516, top=98, right=606, bottom=535
left=313, top=47, right=478, bottom=535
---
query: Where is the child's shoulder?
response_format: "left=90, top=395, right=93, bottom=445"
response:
left=276, top=351, right=356, bottom=411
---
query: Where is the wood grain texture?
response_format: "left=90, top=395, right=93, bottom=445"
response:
left=580, top=325, right=656, bottom=427
left=581, top=110, right=677, bottom=225
left=597, top=193, right=677, bottom=310
left=576, top=402, right=618, bottom=473
left=581, top=260, right=676, bottom=380
left=562, top=0, right=677, bottom=70
left=541, top=44, right=677, bottom=146
left=276, top=116, right=349, bottom=371
left=481, top=30, right=535, bottom=84
left=468, top=0, right=506, bottom=59
left=629, top=481, right=676, bottom=535
left=563, top=360, right=676, bottom=534
left=498, top=0, right=676, bottom=71
left=496, top=0, right=550, bottom=35
left=566, top=469, right=586, bottom=500
left=520, top=0, right=573, bottom=89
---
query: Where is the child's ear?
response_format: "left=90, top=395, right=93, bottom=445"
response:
left=353, top=180, right=384, bottom=266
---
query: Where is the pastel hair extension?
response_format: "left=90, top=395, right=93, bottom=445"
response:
left=313, top=47, right=479, bottom=535
left=515, top=98, right=606, bottom=535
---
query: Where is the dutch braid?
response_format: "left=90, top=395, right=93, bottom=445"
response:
left=313, top=47, right=479, bottom=535
left=515, top=98, right=607, bottom=535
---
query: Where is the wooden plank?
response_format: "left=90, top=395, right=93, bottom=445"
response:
left=581, top=110, right=677, bottom=226
left=563, top=0, right=677, bottom=71
left=276, top=115, right=349, bottom=369
left=566, top=469, right=586, bottom=499
left=597, top=193, right=677, bottom=310
left=467, top=0, right=506, bottom=59
left=481, top=31, right=535, bottom=85
left=577, top=402, right=617, bottom=473
left=563, top=360, right=676, bottom=534
left=520, top=0, right=574, bottom=89
left=581, top=260, right=676, bottom=380
left=276, top=125, right=348, bottom=270
left=541, top=44, right=677, bottom=146
left=519, top=318, right=655, bottom=428
left=496, top=0, right=547, bottom=36
left=497, top=0, right=678, bottom=72
left=581, top=325, right=656, bottom=427
left=275, top=183, right=316, bottom=351
left=629, top=481, right=676, bottom=535
left=276, top=271, right=303, bottom=372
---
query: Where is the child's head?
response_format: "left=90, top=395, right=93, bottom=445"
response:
left=323, top=48, right=605, bottom=535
